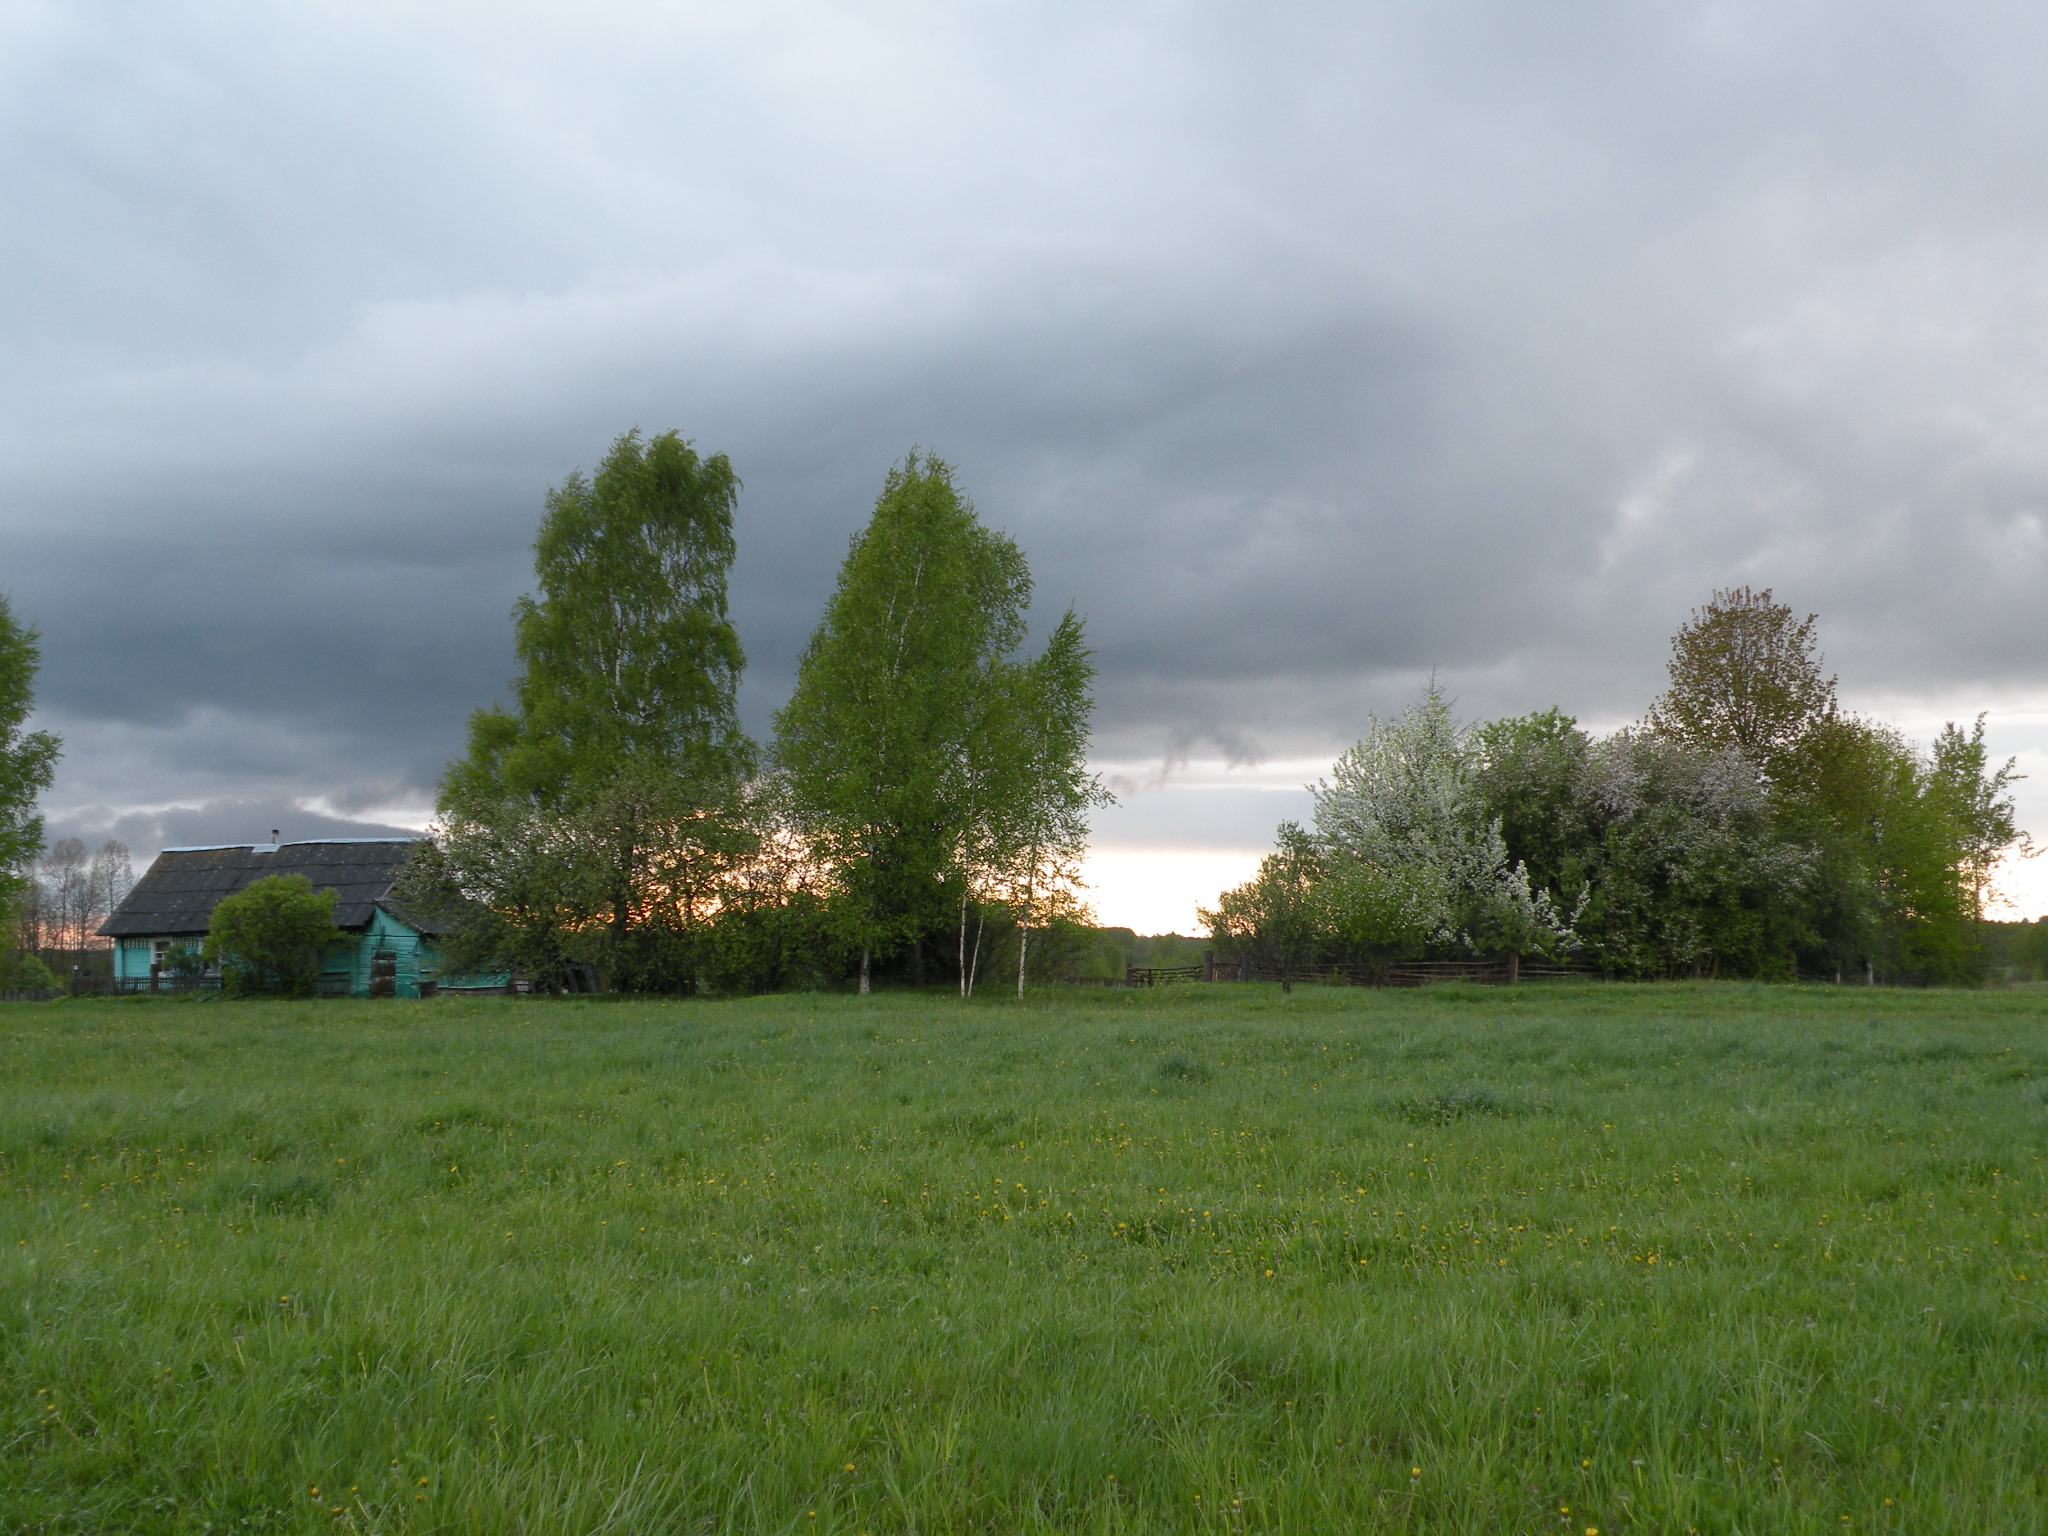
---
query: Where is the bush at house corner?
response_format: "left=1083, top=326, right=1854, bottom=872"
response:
left=203, top=875, right=349, bottom=998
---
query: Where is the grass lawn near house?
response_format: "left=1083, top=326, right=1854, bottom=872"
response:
left=0, top=982, right=2044, bottom=1534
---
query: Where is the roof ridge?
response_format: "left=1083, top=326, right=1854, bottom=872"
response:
left=157, top=837, right=422, bottom=852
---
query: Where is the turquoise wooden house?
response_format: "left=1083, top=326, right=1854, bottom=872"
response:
left=99, top=839, right=481, bottom=997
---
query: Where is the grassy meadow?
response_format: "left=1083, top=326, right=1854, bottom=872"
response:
left=0, top=982, right=2044, bottom=1533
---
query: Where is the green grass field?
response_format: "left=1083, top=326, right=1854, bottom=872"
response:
left=1, top=983, right=2044, bottom=1534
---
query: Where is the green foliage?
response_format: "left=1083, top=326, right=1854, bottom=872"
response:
left=1774, top=713, right=2022, bottom=984
left=1220, top=598, right=2025, bottom=985
left=1311, top=687, right=1574, bottom=957
left=0, top=952, right=56, bottom=992
left=201, top=875, right=347, bottom=997
left=1468, top=707, right=1593, bottom=898
left=1982, top=919, right=2048, bottom=980
left=774, top=452, right=1105, bottom=992
left=485, top=428, right=750, bottom=792
left=1203, top=822, right=1331, bottom=971
left=775, top=452, right=1027, bottom=970
left=1074, top=928, right=1211, bottom=980
left=1567, top=731, right=1811, bottom=979
left=1209, top=691, right=1572, bottom=971
left=1, top=986, right=2045, bottom=1531
left=1647, top=585, right=1837, bottom=774
left=433, top=430, right=755, bottom=989
left=0, top=595, right=60, bottom=926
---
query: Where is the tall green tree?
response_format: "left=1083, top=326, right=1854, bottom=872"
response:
left=434, top=429, right=753, bottom=989
left=0, top=596, right=60, bottom=928
left=775, top=452, right=1100, bottom=994
left=1647, top=587, right=1837, bottom=776
left=1777, top=711, right=2024, bottom=983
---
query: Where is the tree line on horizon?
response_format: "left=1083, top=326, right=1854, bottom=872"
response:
left=1, top=437, right=2044, bottom=995
left=1204, top=589, right=2032, bottom=985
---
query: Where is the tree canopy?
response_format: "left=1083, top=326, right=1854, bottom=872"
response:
left=772, top=452, right=1104, bottom=993
left=1210, top=600, right=2024, bottom=984
left=0, top=595, right=60, bottom=927
left=1647, top=587, right=1836, bottom=771
left=431, top=429, right=754, bottom=990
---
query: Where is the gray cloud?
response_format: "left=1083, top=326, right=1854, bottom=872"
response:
left=9, top=1, right=2048, bottom=866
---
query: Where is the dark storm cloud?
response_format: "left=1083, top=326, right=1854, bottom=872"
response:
left=9, top=1, right=2048, bottom=861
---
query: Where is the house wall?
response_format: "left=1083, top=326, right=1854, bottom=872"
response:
left=113, top=937, right=180, bottom=982
left=115, top=915, right=441, bottom=998
left=349, top=907, right=435, bottom=999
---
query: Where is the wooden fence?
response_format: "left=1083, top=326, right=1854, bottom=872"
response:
left=1125, top=953, right=1603, bottom=988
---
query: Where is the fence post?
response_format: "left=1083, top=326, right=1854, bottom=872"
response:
left=1506, top=950, right=1519, bottom=985
left=150, top=962, right=160, bottom=995
left=1202, top=950, right=1214, bottom=982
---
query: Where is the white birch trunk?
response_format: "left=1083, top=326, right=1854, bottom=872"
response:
left=1016, top=880, right=1031, bottom=1000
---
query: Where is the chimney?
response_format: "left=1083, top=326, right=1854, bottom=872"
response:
left=269, top=829, right=279, bottom=845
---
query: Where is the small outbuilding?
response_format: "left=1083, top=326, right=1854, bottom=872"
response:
left=99, top=839, right=474, bottom=997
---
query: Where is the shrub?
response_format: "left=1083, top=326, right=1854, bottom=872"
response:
left=3, top=952, right=57, bottom=991
left=203, top=875, right=347, bottom=998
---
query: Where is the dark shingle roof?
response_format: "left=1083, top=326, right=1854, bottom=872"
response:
left=100, top=840, right=426, bottom=938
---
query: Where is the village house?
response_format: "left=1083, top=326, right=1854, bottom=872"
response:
left=98, top=838, right=469, bottom=997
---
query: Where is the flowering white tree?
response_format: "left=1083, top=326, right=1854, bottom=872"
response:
left=1311, top=686, right=1575, bottom=955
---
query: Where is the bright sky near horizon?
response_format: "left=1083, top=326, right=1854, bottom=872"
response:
left=9, top=3, right=2048, bottom=928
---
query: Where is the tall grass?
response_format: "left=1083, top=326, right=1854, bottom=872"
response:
left=0, top=982, right=2043, bottom=1532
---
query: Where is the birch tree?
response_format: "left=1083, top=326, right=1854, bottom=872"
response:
left=773, top=452, right=1029, bottom=993
left=435, top=429, right=753, bottom=989
left=995, top=612, right=1110, bottom=997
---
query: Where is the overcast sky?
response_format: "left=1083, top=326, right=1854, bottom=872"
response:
left=10, top=2, right=2048, bottom=929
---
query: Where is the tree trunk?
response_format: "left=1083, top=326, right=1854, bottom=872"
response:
left=1505, top=950, right=1519, bottom=985
left=1016, top=919, right=1029, bottom=999
left=909, top=937, right=924, bottom=988
left=859, top=946, right=871, bottom=996
left=958, top=892, right=970, bottom=998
